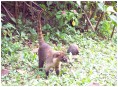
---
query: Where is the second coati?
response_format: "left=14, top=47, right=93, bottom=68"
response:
left=67, top=44, right=79, bottom=55
left=37, top=13, right=68, bottom=78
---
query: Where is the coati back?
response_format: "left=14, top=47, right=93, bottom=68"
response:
left=37, top=13, right=68, bottom=78
left=67, top=44, right=79, bottom=55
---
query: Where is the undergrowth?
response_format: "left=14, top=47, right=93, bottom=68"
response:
left=1, top=31, right=117, bottom=86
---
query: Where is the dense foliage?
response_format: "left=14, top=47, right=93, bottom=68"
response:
left=1, top=1, right=117, bottom=86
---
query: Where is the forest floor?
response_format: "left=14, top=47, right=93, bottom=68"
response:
left=1, top=33, right=117, bottom=86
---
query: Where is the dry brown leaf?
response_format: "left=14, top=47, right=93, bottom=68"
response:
left=1, top=69, right=9, bottom=76
left=17, top=69, right=26, bottom=75
left=36, top=75, right=40, bottom=79
left=30, top=71, right=34, bottom=75
left=88, top=82, right=100, bottom=86
left=31, top=48, right=39, bottom=53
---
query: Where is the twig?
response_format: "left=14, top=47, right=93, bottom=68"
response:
left=32, top=1, right=43, bottom=10
left=24, top=2, right=43, bottom=12
left=80, top=7, right=95, bottom=31
left=90, top=3, right=97, bottom=19
left=30, top=2, right=33, bottom=20
left=22, top=2, right=26, bottom=23
left=95, top=12, right=104, bottom=31
left=1, top=4, right=15, bottom=23
left=111, top=25, right=116, bottom=38
left=15, top=1, right=18, bottom=27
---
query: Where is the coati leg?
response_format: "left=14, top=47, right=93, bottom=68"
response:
left=44, top=60, right=61, bottom=78
left=55, top=66, right=59, bottom=76
left=55, top=62, right=61, bottom=76
left=38, top=49, right=45, bottom=70
left=45, top=64, right=60, bottom=78
left=39, top=59, right=44, bottom=70
left=45, top=65, right=51, bottom=79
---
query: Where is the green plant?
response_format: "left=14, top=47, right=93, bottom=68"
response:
left=16, top=18, right=37, bottom=42
left=56, top=10, right=79, bottom=32
left=99, top=20, right=111, bottom=38
left=2, top=22, right=16, bottom=38
left=97, top=1, right=117, bottom=39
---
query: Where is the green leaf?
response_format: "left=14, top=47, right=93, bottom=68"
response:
left=47, top=1, right=53, bottom=7
left=109, top=15, right=117, bottom=24
left=39, top=4, right=46, bottom=9
left=3, top=23, right=16, bottom=29
left=97, top=2, right=104, bottom=11
left=11, top=18, right=16, bottom=23
left=107, top=6, right=116, bottom=13
left=29, top=29, right=37, bottom=34
left=56, top=14, right=62, bottom=19
left=76, top=1, right=81, bottom=6
left=97, top=2, right=107, bottom=12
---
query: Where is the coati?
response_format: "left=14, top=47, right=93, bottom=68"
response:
left=37, top=13, right=68, bottom=78
left=67, top=44, right=79, bottom=55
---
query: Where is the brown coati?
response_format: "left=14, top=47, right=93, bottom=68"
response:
left=67, top=44, right=79, bottom=55
left=37, top=12, right=68, bottom=78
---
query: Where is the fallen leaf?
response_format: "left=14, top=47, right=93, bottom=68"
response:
left=36, top=75, right=40, bottom=79
left=88, top=82, right=100, bottom=86
left=31, top=48, right=38, bottom=53
left=1, top=69, right=9, bottom=76
left=30, top=71, right=34, bottom=75
left=17, top=69, right=26, bottom=75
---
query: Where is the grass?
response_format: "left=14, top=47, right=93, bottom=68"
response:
left=1, top=33, right=117, bottom=86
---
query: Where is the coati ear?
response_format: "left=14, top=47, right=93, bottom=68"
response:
left=53, top=52, right=61, bottom=58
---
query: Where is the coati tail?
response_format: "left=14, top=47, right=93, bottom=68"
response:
left=37, top=12, right=44, bottom=45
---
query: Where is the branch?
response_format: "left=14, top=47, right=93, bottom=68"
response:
left=111, top=25, right=116, bottom=38
left=15, top=1, right=18, bottom=27
left=80, top=7, right=95, bottom=32
left=24, top=2, right=43, bottom=12
left=95, top=12, right=104, bottom=31
left=1, top=4, right=15, bottom=23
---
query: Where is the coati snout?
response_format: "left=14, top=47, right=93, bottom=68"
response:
left=61, top=56, right=68, bottom=62
left=67, top=44, right=79, bottom=55
left=53, top=51, right=68, bottom=62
